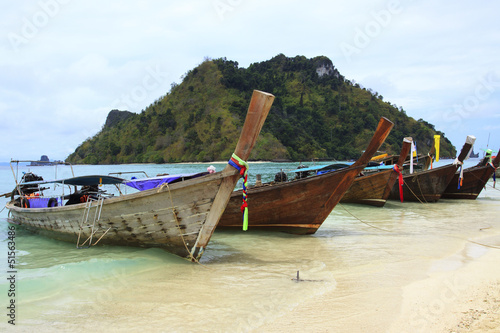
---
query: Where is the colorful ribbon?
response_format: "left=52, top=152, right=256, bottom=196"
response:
left=228, top=153, right=249, bottom=231
left=458, top=165, right=463, bottom=189
left=453, top=159, right=464, bottom=190
left=393, top=164, right=404, bottom=202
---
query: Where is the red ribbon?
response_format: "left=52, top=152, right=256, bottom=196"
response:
left=393, top=164, right=404, bottom=202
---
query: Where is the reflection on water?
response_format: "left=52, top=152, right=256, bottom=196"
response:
left=0, top=160, right=499, bottom=331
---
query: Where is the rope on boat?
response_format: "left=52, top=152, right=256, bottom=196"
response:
left=340, top=179, right=500, bottom=250
left=338, top=203, right=393, bottom=232
left=465, top=238, right=500, bottom=250
left=402, top=178, right=427, bottom=205
left=341, top=203, right=500, bottom=250
left=466, top=166, right=500, bottom=192
left=424, top=221, right=500, bottom=250
left=415, top=176, right=429, bottom=204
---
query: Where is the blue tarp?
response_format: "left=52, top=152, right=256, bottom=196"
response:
left=290, top=162, right=394, bottom=176
left=289, top=163, right=354, bottom=173
left=365, top=165, right=394, bottom=171
left=124, top=172, right=208, bottom=191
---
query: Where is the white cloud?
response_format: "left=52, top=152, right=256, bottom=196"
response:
left=0, top=0, right=499, bottom=161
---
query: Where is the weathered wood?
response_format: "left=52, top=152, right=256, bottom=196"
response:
left=442, top=149, right=500, bottom=199
left=7, top=90, right=274, bottom=262
left=388, top=137, right=474, bottom=203
left=340, top=169, right=393, bottom=207
left=217, top=117, right=394, bottom=234
left=193, top=90, right=275, bottom=255
left=341, top=137, right=412, bottom=207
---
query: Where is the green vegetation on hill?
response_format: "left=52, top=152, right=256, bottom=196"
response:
left=66, top=54, right=455, bottom=164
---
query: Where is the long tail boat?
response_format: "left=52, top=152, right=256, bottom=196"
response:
left=441, top=149, right=500, bottom=199
left=217, top=117, right=394, bottom=234
left=6, top=90, right=275, bottom=262
left=387, top=136, right=475, bottom=203
left=340, top=137, right=412, bottom=207
left=371, top=151, right=433, bottom=172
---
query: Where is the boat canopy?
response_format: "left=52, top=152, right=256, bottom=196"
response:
left=365, top=165, right=394, bottom=171
left=289, top=163, right=353, bottom=174
left=124, top=172, right=208, bottom=191
left=18, top=175, right=125, bottom=186
left=289, top=162, right=394, bottom=175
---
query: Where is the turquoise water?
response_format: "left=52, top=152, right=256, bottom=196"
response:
left=0, top=158, right=498, bottom=332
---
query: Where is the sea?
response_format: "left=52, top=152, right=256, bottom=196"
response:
left=0, top=159, right=499, bottom=332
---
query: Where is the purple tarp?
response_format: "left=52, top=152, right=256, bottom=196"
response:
left=124, top=172, right=208, bottom=191
left=25, top=197, right=61, bottom=208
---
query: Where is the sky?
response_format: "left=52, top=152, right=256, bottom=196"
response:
left=1, top=0, right=499, bottom=162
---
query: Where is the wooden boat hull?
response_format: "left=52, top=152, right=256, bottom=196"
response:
left=340, top=169, right=394, bottom=207
left=442, top=152, right=500, bottom=199
left=6, top=90, right=275, bottom=262
left=388, top=164, right=457, bottom=202
left=218, top=164, right=366, bottom=234
left=441, top=164, right=496, bottom=199
left=218, top=117, right=394, bottom=234
left=340, top=137, right=412, bottom=207
left=7, top=172, right=228, bottom=259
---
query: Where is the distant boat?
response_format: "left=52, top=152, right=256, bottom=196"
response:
left=442, top=149, right=500, bottom=199
left=387, top=136, right=475, bottom=202
left=371, top=151, right=432, bottom=174
left=217, top=117, right=394, bottom=234
left=340, top=137, right=412, bottom=207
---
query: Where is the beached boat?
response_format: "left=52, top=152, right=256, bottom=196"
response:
left=387, top=136, right=475, bottom=203
left=340, top=137, right=412, bottom=207
left=6, top=90, right=275, bottom=262
left=371, top=152, right=432, bottom=173
left=441, top=149, right=499, bottom=199
left=217, top=117, right=394, bottom=234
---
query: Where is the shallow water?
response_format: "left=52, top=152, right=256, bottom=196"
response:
left=0, top=159, right=499, bottom=332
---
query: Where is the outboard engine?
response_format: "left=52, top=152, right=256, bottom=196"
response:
left=11, top=172, right=43, bottom=199
left=295, top=163, right=310, bottom=179
left=274, top=171, right=288, bottom=182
